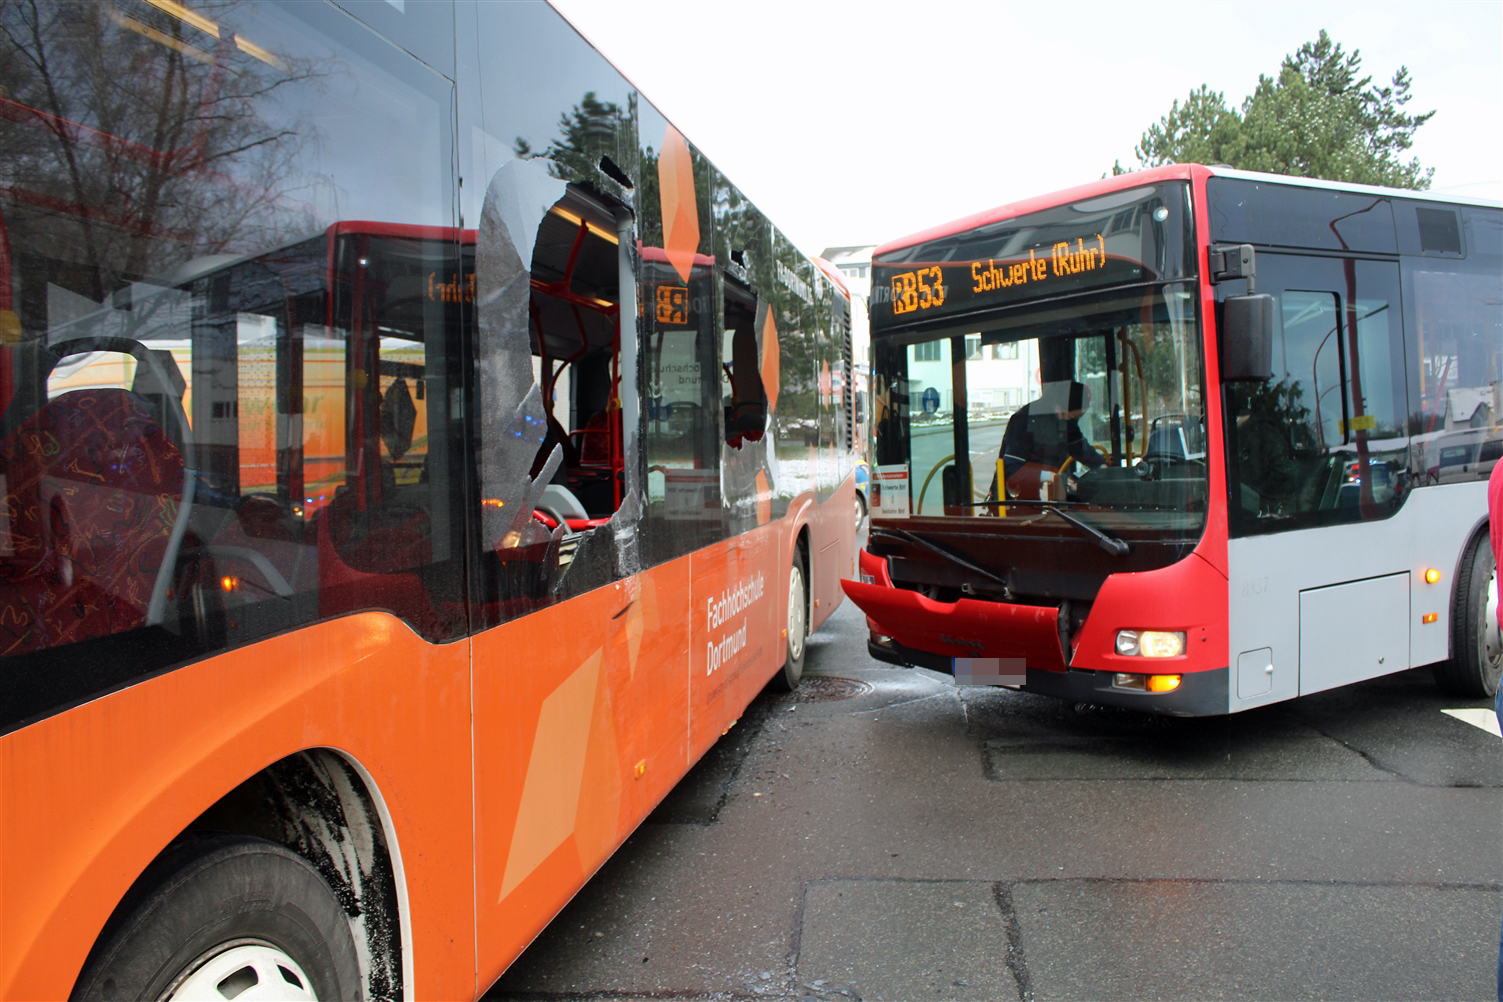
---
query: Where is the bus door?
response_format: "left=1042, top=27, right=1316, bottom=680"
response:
left=1223, top=252, right=1407, bottom=700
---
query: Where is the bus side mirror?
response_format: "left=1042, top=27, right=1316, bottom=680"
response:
left=1220, top=294, right=1274, bottom=382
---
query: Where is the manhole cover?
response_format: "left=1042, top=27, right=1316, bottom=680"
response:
left=794, top=676, right=874, bottom=702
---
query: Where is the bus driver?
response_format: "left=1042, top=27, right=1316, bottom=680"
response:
left=995, top=379, right=1104, bottom=500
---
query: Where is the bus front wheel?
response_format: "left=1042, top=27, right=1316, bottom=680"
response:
left=72, top=834, right=363, bottom=1002
left=772, top=545, right=808, bottom=691
left=1433, top=533, right=1501, bottom=699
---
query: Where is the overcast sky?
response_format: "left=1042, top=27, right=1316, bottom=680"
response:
left=549, top=0, right=1501, bottom=256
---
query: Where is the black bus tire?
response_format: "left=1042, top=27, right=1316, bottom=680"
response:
left=1433, top=533, right=1501, bottom=699
left=771, top=546, right=808, bottom=691
left=72, top=834, right=363, bottom=1002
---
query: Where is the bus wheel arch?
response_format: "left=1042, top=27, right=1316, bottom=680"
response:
left=1433, top=527, right=1501, bottom=698
left=71, top=749, right=407, bottom=1002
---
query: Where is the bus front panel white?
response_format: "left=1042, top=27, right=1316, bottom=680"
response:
left=1226, top=480, right=1488, bottom=710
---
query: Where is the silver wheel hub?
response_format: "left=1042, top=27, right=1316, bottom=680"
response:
left=163, top=941, right=318, bottom=1001
left=788, top=565, right=807, bottom=662
left=1484, top=564, right=1500, bottom=667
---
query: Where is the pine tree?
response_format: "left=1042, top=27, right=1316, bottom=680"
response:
left=1118, top=31, right=1434, bottom=189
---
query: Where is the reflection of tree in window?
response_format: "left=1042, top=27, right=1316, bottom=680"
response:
left=0, top=1, right=317, bottom=318
left=1230, top=378, right=1311, bottom=514
left=513, top=90, right=638, bottom=190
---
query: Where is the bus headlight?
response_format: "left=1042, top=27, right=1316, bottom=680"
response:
left=1140, top=631, right=1186, bottom=658
left=1114, top=629, right=1186, bottom=658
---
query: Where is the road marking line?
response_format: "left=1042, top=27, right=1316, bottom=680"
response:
left=1442, top=708, right=1502, bottom=737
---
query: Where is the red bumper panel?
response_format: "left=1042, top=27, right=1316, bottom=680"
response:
left=840, top=579, right=1068, bottom=673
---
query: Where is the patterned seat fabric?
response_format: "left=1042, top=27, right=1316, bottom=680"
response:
left=0, top=389, right=184, bottom=655
left=574, top=408, right=615, bottom=466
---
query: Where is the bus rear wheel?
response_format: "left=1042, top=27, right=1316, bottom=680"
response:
left=771, top=545, right=808, bottom=691
left=1433, top=533, right=1501, bottom=699
left=72, top=834, right=363, bottom=1002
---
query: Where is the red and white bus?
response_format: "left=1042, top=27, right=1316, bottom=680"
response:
left=0, top=3, right=857, bottom=999
left=844, top=165, right=1500, bottom=715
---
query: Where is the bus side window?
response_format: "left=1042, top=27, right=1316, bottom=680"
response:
left=1227, top=255, right=1407, bottom=532
left=1406, top=259, right=1502, bottom=484
left=465, top=164, right=645, bottom=625
left=311, top=230, right=466, bottom=639
left=529, top=189, right=627, bottom=523
left=641, top=249, right=721, bottom=561
left=722, top=274, right=765, bottom=448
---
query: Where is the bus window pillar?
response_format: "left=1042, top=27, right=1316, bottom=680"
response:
left=614, top=205, right=642, bottom=573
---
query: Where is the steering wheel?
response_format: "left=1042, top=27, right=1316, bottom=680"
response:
left=1036, top=457, right=1076, bottom=500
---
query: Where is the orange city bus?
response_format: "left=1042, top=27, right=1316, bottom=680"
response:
left=844, top=165, right=1500, bottom=715
left=0, top=3, right=858, bottom=999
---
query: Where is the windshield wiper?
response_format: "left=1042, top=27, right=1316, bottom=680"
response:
left=1048, top=506, right=1129, bottom=556
left=869, top=526, right=1010, bottom=589
left=970, top=499, right=1129, bottom=557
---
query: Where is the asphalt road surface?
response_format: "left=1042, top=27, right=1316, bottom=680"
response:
left=485, top=585, right=1502, bottom=1002
left=908, top=421, right=1006, bottom=515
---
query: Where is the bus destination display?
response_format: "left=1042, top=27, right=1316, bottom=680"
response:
left=888, top=235, right=1110, bottom=318
left=871, top=185, right=1188, bottom=334
left=876, top=232, right=1140, bottom=331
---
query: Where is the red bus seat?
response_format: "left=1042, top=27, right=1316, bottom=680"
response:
left=0, top=389, right=183, bottom=654
left=313, top=482, right=447, bottom=636
left=566, top=408, right=622, bottom=514
left=572, top=408, right=616, bottom=466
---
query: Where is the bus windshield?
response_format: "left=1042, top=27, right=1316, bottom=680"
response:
left=873, top=282, right=1207, bottom=544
